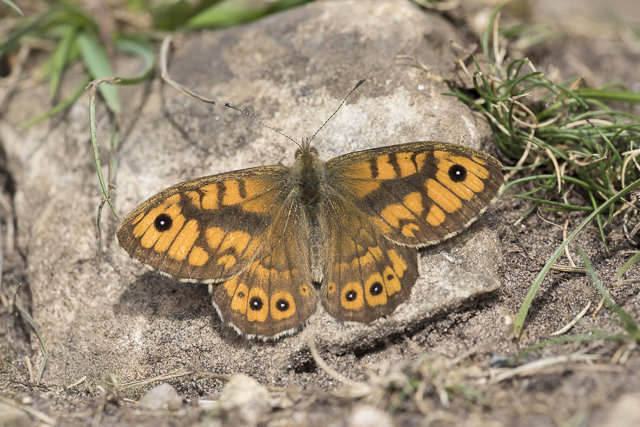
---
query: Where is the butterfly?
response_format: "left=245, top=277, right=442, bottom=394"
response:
left=116, top=83, right=504, bottom=340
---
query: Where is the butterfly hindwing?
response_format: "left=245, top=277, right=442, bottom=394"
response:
left=116, top=166, right=291, bottom=282
left=322, top=191, right=418, bottom=323
left=212, top=193, right=318, bottom=338
left=326, top=141, right=504, bottom=247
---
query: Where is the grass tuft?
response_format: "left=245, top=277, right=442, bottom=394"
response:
left=445, top=4, right=640, bottom=338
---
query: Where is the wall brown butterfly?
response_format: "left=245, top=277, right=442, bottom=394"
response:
left=116, top=80, right=504, bottom=339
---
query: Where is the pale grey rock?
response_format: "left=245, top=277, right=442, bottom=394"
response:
left=348, top=405, right=393, bottom=427
left=603, top=393, right=640, bottom=427
left=2, top=0, right=500, bottom=388
left=219, top=373, right=271, bottom=410
left=138, top=383, right=184, bottom=411
left=219, top=374, right=272, bottom=425
left=0, top=402, right=31, bottom=427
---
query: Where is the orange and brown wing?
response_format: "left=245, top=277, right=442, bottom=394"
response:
left=321, top=141, right=503, bottom=324
left=116, top=166, right=292, bottom=283
left=211, top=192, right=318, bottom=339
left=325, top=141, right=504, bottom=248
left=321, top=191, right=418, bottom=323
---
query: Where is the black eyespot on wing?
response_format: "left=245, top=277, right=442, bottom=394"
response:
left=370, top=282, right=383, bottom=296
left=275, top=298, right=289, bottom=312
left=386, top=274, right=394, bottom=281
left=448, top=164, right=467, bottom=183
left=154, top=213, right=173, bottom=232
left=345, top=290, right=357, bottom=301
left=249, top=296, right=264, bottom=311
left=237, top=292, right=245, bottom=299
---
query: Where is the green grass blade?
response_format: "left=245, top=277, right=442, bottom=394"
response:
left=152, top=0, right=223, bottom=30
left=513, top=178, right=640, bottom=337
left=77, top=33, right=121, bottom=114
left=188, top=0, right=310, bottom=28
left=588, top=191, right=608, bottom=251
left=18, top=75, right=91, bottom=130
left=576, top=245, right=639, bottom=337
left=0, top=17, right=41, bottom=57
left=49, top=25, right=77, bottom=100
left=576, top=89, right=640, bottom=104
left=616, top=251, right=640, bottom=279
left=113, top=37, right=156, bottom=85
left=89, top=81, right=120, bottom=222
left=2, top=0, right=24, bottom=16
left=512, top=196, right=593, bottom=212
left=481, top=2, right=507, bottom=58
left=188, top=0, right=267, bottom=28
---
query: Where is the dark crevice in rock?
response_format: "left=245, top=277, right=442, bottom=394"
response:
left=0, top=137, right=34, bottom=376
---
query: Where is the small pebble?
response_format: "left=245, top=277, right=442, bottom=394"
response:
left=348, top=405, right=393, bottom=427
left=138, top=383, right=183, bottom=411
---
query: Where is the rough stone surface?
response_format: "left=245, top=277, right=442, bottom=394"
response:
left=603, top=393, right=640, bottom=427
left=347, top=405, right=393, bottom=427
left=138, top=383, right=183, bottom=411
left=2, top=0, right=500, bottom=386
left=0, top=402, right=31, bottom=427
left=219, top=374, right=270, bottom=410
left=218, top=374, right=272, bottom=425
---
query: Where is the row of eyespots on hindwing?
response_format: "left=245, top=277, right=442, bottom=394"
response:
left=222, top=272, right=311, bottom=322
left=328, top=247, right=408, bottom=312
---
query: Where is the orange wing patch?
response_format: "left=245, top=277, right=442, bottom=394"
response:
left=206, top=227, right=225, bottom=250
left=341, top=151, right=429, bottom=180
left=168, top=219, right=200, bottom=261
left=426, top=205, right=446, bottom=226
left=198, top=178, right=275, bottom=210
left=188, top=246, right=209, bottom=266
left=426, top=179, right=462, bottom=213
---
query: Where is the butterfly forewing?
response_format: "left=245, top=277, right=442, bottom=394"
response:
left=116, top=166, right=292, bottom=282
left=326, top=142, right=504, bottom=247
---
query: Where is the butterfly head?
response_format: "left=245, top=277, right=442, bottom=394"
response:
left=294, top=138, right=318, bottom=159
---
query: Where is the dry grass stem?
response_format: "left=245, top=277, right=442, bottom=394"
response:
left=563, top=220, right=576, bottom=267
left=593, top=294, right=606, bottom=319
left=160, top=36, right=217, bottom=105
left=13, top=292, right=47, bottom=384
left=550, top=301, right=591, bottom=336
left=112, top=369, right=197, bottom=391
left=544, top=147, right=562, bottom=193
left=25, top=355, right=34, bottom=382
left=621, top=148, right=640, bottom=188
left=490, top=353, right=605, bottom=383
left=613, top=278, right=640, bottom=287
left=307, top=334, right=364, bottom=389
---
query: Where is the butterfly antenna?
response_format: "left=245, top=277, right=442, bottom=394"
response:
left=225, top=102, right=302, bottom=149
left=308, top=78, right=366, bottom=145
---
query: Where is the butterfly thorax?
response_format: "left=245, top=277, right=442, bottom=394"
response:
left=293, top=146, right=327, bottom=209
left=293, top=145, right=327, bottom=282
